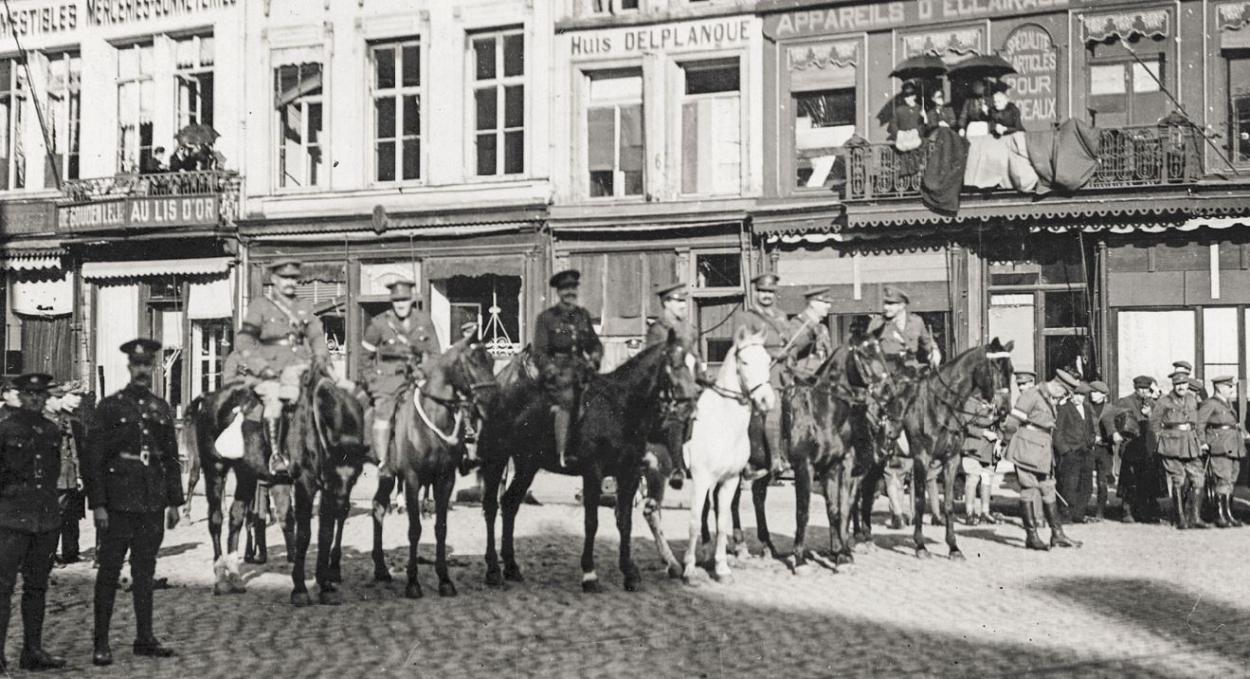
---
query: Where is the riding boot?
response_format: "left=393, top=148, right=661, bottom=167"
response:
left=266, top=418, right=287, bottom=475
left=1215, top=494, right=1233, bottom=528
left=666, top=424, right=688, bottom=490
left=554, top=407, right=575, bottom=468
left=19, top=591, right=66, bottom=671
left=1043, top=501, right=1081, bottom=548
left=1172, top=488, right=1189, bottom=530
left=1020, top=501, right=1048, bottom=551
left=369, top=420, right=390, bottom=470
left=1227, top=494, right=1245, bottom=527
left=1188, top=485, right=1209, bottom=529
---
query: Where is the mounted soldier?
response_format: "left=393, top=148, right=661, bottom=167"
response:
left=646, top=282, right=700, bottom=488
left=784, top=287, right=835, bottom=380
left=359, top=278, right=440, bottom=470
left=732, top=273, right=791, bottom=479
left=533, top=270, right=603, bottom=469
left=228, top=258, right=331, bottom=474
left=867, top=285, right=941, bottom=370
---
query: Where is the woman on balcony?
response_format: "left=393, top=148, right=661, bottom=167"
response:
left=964, top=80, right=1037, bottom=192
left=926, top=90, right=958, bottom=133
left=890, top=81, right=927, bottom=175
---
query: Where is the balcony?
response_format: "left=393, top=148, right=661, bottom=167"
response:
left=57, top=170, right=241, bottom=233
left=843, top=122, right=1204, bottom=203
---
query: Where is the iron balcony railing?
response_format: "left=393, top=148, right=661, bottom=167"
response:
left=843, top=122, right=1204, bottom=202
left=60, top=169, right=241, bottom=226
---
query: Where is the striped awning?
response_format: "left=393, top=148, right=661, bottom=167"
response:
left=82, top=257, right=233, bottom=280
left=0, top=242, right=66, bottom=271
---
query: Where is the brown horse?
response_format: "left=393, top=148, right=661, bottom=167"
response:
left=370, top=339, right=499, bottom=598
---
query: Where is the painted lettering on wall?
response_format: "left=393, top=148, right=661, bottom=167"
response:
left=769, top=0, right=1073, bottom=37
left=1001, top=24, right=1057, bottom=127
left=58, top=195, right=219, bottom=231
left=0, top=3, right=78, bottom=39
left=571, top=18, right=751, bottom=57
left=85, top=0, right=237, bottom=27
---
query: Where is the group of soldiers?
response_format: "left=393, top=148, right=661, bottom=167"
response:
left=0, top=340, right=184, bottom=672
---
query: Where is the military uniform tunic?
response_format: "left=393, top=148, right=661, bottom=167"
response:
left=533, top=303, right=602, bottom=410
left=360, top=309, right=440, bottom=422
left=232, top=293, right=330, bottom=376
left=1198, top=395, right=1246, bottom=494
left=961, top=396, right=998, bottom=467
left=645, top=310, right=695, bottom=352
left=1005, top=386, right=1060, bottom=503
left=731, top=304, right=791, bottom=467
left=867, top=312, right=935, bottom=359
left=0, top=409, right=65, bottom=657
left=1113, top=392, right=1159, bottom=519
left=1150, top=390, right=1204, bottom=487
left=784, top=312, right=834, bottom=377
left=85, top=383, right=184, bottom=649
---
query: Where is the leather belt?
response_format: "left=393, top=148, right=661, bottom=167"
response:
left=1163, top=423, right=1193, bottom=431
left=1208, top=424, right=1236, bottom=430
left=1023, top=422, right=1053, bottom=434
left=118, top=451, right=151, bottom=466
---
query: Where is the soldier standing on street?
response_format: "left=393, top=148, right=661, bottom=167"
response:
left=1014, top=369, right=1037, bottom=391
left=1151, top=369, right=1206, bottom=530
left=646, top=282, right=698, bottom=488
left=229, top=258, right=332, bottom=474
left=1113, top=375, right=1158, bottom=523
left=49, top=384, right=87, bottom=565
left=85, top=339, right=184, bottom=666
left=732, top=273, right=791, bottom=479
left=1003, top=369, right=1083, bottom=551
left=1089, top=380, right=1115, bottom=522
left=359, top=279, right=440, bottom=470
left=0, top=373, right=68, bottom=672
left=1198, top=375, right=1246, bottom=528
left=533, top=270, right=603, bottom=469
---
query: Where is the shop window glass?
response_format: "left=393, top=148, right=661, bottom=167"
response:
left=681, top=60, right=740, bottom=195
left=372, top=39, right=421, bottom=182
left=473, top=30, right=524, bottom=176
left=794, top=88, right=854, bottom=189
left=695, top=253, right=741, bottom=289
left=587, top=70, right=643, bottom=198
left=274, top=60, right=324, bottom=188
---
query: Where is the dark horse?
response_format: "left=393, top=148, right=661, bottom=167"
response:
left=742, top=331, right=893, bottom=569
left=286, top=361, right=370, bottom=606
left=370, top=339, right=499, bottom=599
left=891, top=339, right=1014, bottom=559
left=185, top=382, right=272, bottom=594
left=479, top=330, right=697, bottom=592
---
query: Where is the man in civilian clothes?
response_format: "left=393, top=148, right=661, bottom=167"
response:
left=85, top=339, right=184, bottom=666
left=1054, top=382, right=1096, bottom=523
left=1113, top=375, right=1158, bottom=523
left=1089, top=380, right=1116, bottom=521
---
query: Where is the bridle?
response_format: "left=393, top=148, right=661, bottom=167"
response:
left=704, top=338, right=771, bottom=410
left=924, top=349, right=1014, bottom=436
left=413, top=344, right=499, bottom=445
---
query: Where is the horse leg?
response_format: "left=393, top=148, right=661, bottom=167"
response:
left=944, top=456, right=964, bottom=560
left=372, top=474, right=397, bottom=582
left=913, top=455, right=931, bottom=559
left=580, top=469, right=604, bottom=593
left=729, top=483, right=749, bottom=560
left=435, top=472, right=457, bottom=597
left=404, top=476, right=424, bottom=599
left=751, top=477, right=778, bottom=559
left=481, top=458, right=505, bottom=587
left=245, top=485, right=268, bottom=565
left=641, top=455, right=682, bottom=579
left=184, top=453, right=201, bottom=521
left=204, top=464, right=225, bottom=565
left=792, top=457, right=813, bottom=570
left=684, top=475, right=710, bottom=582
left=290, top=483, right=314, bottom=606
left=857, top=463, right=880, bottom=543
left=711, top=478, right=738, bottom=583
left=274, top=483, right=295, bottom=563
left=828, top=462, right=852, bottom=565
left=500, top=461, right=538, bottom=583
left=315, top=494, right=344, bottom=606
left=614, top=472, right=643, bottom=592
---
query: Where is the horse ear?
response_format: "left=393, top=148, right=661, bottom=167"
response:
left=988, top=336, right=1003, bottom=352
left=1003, top=340, right=1014, bottom=352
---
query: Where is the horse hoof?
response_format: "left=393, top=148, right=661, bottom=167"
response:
left=582, top=579, right=603, bottom=594
left=405, top=582, right=424, bottom=599
left=950, top=551, right=966, bottom=562
left=793, top=563, right=815, bottom=577
left=485, top=568, right=503, bottom=588
left=503, top=564, right=524, bottom=583
left=711, top=570, right=733, bottom=584
left=732, top=545, right=752, bottom=561
left=291, top=592, right=312, bottom=607
left=623, top=577, right=641, bottom=593
left=666, top=563, right=683, bottom=579
left=438, top=582, right=458, bottom=598
left=835, top=552, right=854, bottom=566
left=915, top=548, right=932, bottom=560
left=318, top=589, right=343, bottom=606
left=327, top=570, right=343, bottom=585
left=374, top=567, right=393, bottom=583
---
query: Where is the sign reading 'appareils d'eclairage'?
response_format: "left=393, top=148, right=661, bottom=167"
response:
left=571, top=17, right=753, bottom=57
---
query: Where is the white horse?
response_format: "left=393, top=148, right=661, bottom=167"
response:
left=683, top=325, right=776, bottom=583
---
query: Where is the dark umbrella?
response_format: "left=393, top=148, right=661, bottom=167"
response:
left=175, top=124, right=221, bottom=146
left=948, top=54, right=1017, bottom=80
left=890, top=55, right=948, bottom=127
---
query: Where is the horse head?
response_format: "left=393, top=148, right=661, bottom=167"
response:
left=980, top=337, right=1016, bottom=419
left=445, top=338, right=501, bottom=422
left=302, top=376, right=369, bottom=496
left=731, top=324, right=776, bottom=413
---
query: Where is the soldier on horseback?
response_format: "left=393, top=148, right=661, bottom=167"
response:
left=785, top=287, right=835, bottom=379
left=359, top=279, right=439, bottom=470
left=228, top=258, right=330, bottom=474
left=646, top=282, right=698, bottom=487
left=867, top=285, right=941, bottom=369
left=733, top=273, right=792, bottom=479
left=533, top=270, right=602, bottom=469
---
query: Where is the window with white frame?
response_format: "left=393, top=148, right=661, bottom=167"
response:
left=175, top=34, right=214, bottom=130
left=274, top=59, right=324, bottom=189
left=471, top=29, right=524, bottom=176
left=117, top=43, right=154, bottom=173
left=371, top=39, right=421, bottom=183
left=680, top=59, right=741, bottom=195
left=588, top=0, right=639, bottom=14
left=0, top=58, right=27, bottom=190
left=45, top=51, right=80, bottom=186
left=586, top=69, right=643, bottom=198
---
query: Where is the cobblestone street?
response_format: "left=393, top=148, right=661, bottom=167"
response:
left=15, top=471, right=1250, bottom=678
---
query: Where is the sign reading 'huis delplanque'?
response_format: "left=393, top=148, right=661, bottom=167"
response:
left=58, top=195, right=219, bottom=232
left=571, top=17, right=753, bottom=57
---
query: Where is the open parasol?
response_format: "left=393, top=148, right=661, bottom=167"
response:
left=175, top=123, right=221, bottom=146
left=890, top=55, right=948, bottom=125
left=948, top=54, right=1017, bottom=80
